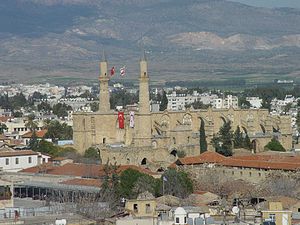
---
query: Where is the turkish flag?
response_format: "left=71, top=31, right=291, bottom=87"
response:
left=110, top=66, right=115, bottom=76
left=118, top=112, right=125, bottom=129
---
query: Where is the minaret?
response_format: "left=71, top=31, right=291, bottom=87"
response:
left=134, top=51, right=152, bottom=147
left=139, top=51, right=150, bottom=114
left=98, top=51, right=110, bottom=113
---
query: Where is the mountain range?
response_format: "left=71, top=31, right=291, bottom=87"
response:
left=0, top=0, right=300, bottom=85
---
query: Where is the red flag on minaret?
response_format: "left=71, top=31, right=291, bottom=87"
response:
left=110, top=66, right=115, bottom=76
left=118, top=112, right=125, bottom=129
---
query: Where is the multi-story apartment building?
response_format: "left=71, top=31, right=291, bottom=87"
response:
left=212, top=95, right=238, bottom=109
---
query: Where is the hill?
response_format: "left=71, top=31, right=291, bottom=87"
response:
left=0, top=0, right=300, bottom=85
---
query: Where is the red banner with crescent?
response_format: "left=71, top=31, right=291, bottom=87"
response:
left=118, top=112, right=125, bottom=129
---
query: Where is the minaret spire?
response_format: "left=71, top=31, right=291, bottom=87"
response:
left=98, top=51, right=110, bottom=112
left=139, top=50, right=149, bottom=113
left=102, top=50, right=107, bottom=62
left=134, top=51, right=152, bottom=147
left=141, top=50, right=147, bottom=62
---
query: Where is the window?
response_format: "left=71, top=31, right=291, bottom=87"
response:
left=173, top=137, right=176, bottom=144
left=269, top=214, right=276, bottom=222
left=258, top=173, right=261, bottom=177
left=15, top=158, right=19, bottom=164
left=249, top=172, right=252, bottom=177
left=175, top=217, right=179, bottom=223
left=232, top=171, right=234, bottom=175
left=240, top=171, right=243, bottom=176
left=133, top=204, right=138, bottom=213
left=28, top=157, right=32, bottom=164
left=146, top=204, right=151, bottom=213
left=184, top=217, right=187, bottom=223
left=5, top=158, right=9, bottom=165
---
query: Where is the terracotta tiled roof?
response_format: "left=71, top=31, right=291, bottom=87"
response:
left=0, top=150, right=38, bottom=157
left=0, top=134, right=9, bottom=140
left=0, top=116, right=11, bottom=123
left=52, top=157, right=68, bottom=161
left=21, top=163, right=159, bottom=177
left=174, top=151, right=300, bottom=171
left=60, top=178, right=102, bottom=187
left=176, top=151, right=226, bottom=165
left=22, top=130, right=47, bottom=138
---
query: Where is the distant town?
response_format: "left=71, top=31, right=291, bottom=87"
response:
left=0, top=61, right=300, bottom=225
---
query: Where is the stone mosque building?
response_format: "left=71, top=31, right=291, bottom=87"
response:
left=73, top=54, right=292, bottom=169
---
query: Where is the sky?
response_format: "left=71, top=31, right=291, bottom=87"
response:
left=229, top=0, right=300, bottom=8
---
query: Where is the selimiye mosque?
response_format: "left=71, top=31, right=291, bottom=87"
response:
left=73, top=53, right=292, bottom=169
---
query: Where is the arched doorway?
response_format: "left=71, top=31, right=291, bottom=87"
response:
left=260, top=124, right=266, bottom=134
left=241, top=126, right=248, bottom=134
left=251, top=140, right=258, bottom=153
left=141, top=158, right=147, bottom=165
left=220, top=116, right=227, bottom=124
left=157, top=167, right=164, bottom=172
left=170, top=149, right=177, bottom=157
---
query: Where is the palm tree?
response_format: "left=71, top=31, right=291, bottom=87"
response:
left=42, top=118, right=51, bottom=130
left=25, top=114, right=38, bottom=132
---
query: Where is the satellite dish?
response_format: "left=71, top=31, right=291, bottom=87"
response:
left=232, top=206, right=240, bottom=214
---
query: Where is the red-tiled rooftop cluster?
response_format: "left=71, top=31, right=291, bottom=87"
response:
left=21, top=163, right=159, bottom=177
left=173, top=151, right=300, bottom=171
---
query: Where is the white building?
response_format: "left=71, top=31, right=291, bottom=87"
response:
left=213, top=95, right=238, bottom=109
left=4, top=117, right=44, bottom=136
left=0, top=150, right=50, bottom=172
left=246, top=97, right=263, bottom=109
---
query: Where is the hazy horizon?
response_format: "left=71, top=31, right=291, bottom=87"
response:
left=229, top=0, right=300, bottom=8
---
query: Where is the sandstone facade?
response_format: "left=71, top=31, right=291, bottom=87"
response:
left=73, top=55, right=292, bottom=169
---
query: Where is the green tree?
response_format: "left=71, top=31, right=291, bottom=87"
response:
left=132, top=175, right=158, bottom=197
left=29, top=131, right=39, bottom=150
left=160, top=169, right=193, bottom=198
left=31, top=91, right=47, bottom=100
left=119, top=169, right=145, bottom=199
left=265, top=138, right=286, bottom=152
left=90, top=102, right=99, bottom=112
left=10, top=93, right=27, bottom=109
left=159, top=90, right=168, bottom=111
left=100, top=163, right=120, bottom=210
left=12, top=111, right=23, bottom=117
left=233, top=126, right=243, bottom=148
left=212, top=121, right=233, bottom=156
left=177, top=150, right=186, bottom=158
left=261, top=99, right=271, bottom=111
left=84, top=147, right=99, bottom=160
left=193, top=101, right=210, bottom=109
left=79, top=90, right=96, bottom=99
left=52, top=103, right=72, bottom=118
left=37, top=102, right=52, bottom=114
left=45, top=120, right=73, bottom=141
left=239, top=97, right=251, bottom=109
left=243, top=134, right=252, bottom=150
left=35, top=140, right=61, bottom=157
left=25, top=114, right=38, bottom=132
left=199, top=118, right=207, bottom=153
left=42, top=119, right=51, bottom=130
left=283, top=103, right=292, bottom=114
left=0, top=123, right=7, bottom=134
left=110, top=90, right=138, bottom=109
